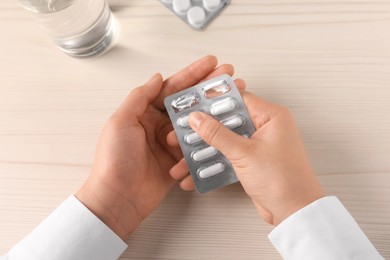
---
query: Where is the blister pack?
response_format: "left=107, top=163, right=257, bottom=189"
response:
left=160, top=0, right=230, bottom=30
left=164, top=74, right=256, bottom=193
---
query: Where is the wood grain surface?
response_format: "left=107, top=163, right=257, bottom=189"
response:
left=0, top=0, right=389, bottom=259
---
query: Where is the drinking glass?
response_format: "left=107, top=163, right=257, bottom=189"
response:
left=19, top=0, right=117, bottom=57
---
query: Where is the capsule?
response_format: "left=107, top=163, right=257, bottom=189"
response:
left=198, top=162, right=225, bottom=179
left=222, top=116, right=243, bottom=129
left=210, top=98, right=236, bottom=116
left=185, top=132, right=202, bottom=144
left=177, top=115, right=190, bottom=128
left=192, top=146, right=218, bottom=161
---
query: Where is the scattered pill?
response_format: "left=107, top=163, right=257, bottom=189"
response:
left=192, top=146, right=218, bottom=161
left=198, top=162, right=225, bottom=179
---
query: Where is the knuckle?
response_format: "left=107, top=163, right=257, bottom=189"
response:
left=201, top=120, right=223, bottom=145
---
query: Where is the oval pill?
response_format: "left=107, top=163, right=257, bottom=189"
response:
left=198, top=162, right=225, bottom=179
left=210, top=98, right=236, bottom=115
left=203, top=0, right=221, bottom=11
left=177, top=115, right=190, bottom=128
left=222, top=116, right=243, bottom=129
left=192, top=146, right=218, bottom=161
left=173, top=0, right=191, bottom=15
left=185, top=132, right=202, bottom=144
left=187, top=6, right=206, bottom=26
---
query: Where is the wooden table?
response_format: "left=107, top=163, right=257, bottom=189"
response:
left=1, top=0, right=389, bottom=259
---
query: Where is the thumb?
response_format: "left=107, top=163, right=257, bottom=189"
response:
left=188, top=112, right=251, bottom=161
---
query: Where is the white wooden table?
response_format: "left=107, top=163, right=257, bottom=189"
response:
left=1, top=0, right=389, bottom=259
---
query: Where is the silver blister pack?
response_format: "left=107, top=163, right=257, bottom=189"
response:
left=164, top=74, right=256, bottom=193
left=160, top=0, right=230, bottom=30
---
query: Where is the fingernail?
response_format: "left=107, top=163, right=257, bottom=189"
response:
left=148, top=73, right=161, bottom=83
left=189, top=112, right=203, bottom=130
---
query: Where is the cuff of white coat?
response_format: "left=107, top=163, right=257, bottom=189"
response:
left=268, top=196, right=383, bottom=260
left=7, top=195, right=127, bottom=260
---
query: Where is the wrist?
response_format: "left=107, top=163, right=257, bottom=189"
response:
left=271, top=189, right=325, bottom=226
left=75, top=178, right=142, bottom=241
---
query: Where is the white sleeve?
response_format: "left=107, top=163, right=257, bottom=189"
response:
left=268, top=196, right=384, bottom=260
left=2, top=195, right=127, bottom=260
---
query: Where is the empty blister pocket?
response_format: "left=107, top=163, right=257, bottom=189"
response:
left=164, top=74, right=256, bottom=193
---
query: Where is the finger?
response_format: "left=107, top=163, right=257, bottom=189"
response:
left=157, top=120, right=183, bottom=161
left=240, top=91, right=283, bottom=129
left=200, top=64, right=234, bottom=82
left=114, top=73, right=163, bottom=125
left=188, top=112, right=251, bottom=161
left=169, top=158, right=189, bottom=180
left=166, top=130, right=180, bottom=146
left=180, top=175, right=195, bottom=191
left=235, top=78, right=246, bottom=90
left=154, top=55, right=218, bottom=109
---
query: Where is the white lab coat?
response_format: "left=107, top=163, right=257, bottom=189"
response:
left=1, top=196, right=384, bottom=260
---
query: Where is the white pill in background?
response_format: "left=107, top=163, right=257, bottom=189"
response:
left=203, top=0, right=221, bottom=11
left=210, top=98, right=236, bottom=115
left=177, top=115, right=190, bottom=128
left=161, top=0, right=173, bottom=4
left=222, top=116, right=243, bottom=129
left=173, top=0, right=191, bottom=15
left=185, top=132, right=202, bottom=144
left=192, top=146, right=218, bottom=161
left=187, top=6, right=206, bottom=26
left=198, top=162, right=225, bottom=178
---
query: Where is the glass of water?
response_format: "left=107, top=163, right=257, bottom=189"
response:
left=19, top=0, right=117, bottom=58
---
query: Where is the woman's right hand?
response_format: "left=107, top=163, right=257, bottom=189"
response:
left=168, top=90, right=325, bottom=225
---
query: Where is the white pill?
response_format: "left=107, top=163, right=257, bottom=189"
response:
left=185, top=132, right=202, bottom=144
left=222, top=116, right=243, bottom=129
left=210, top=98, right=236, bottom=115
left=187, top=6, right=206, bottom=26
left=177, top=115, right=190, bottom=128
left=173, top=0, right=191, bottom=15
left=203, top=0, right=221, bottom=11
left=198, top=162, right=225, bottom=179
left=192, top=146, right=218, bottom=161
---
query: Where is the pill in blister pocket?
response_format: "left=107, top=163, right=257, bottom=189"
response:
left=173, top=0, right=191, bottom=14
left=210, top=97, right=236, bottom=115
left=160, top=0, right=230, bottom=30
left=198, top=162, right=225, bottom=178
left=185, top=132, right=202, bottom=144
left=222, top=116, right=243, bottom=129
left=192, top=146, right=218, bottom=161
left=177, top=115, right=190, bottom=128
left=203, top=0, right=222, bottom=11
left=187, top=6, right=206, bottom=26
